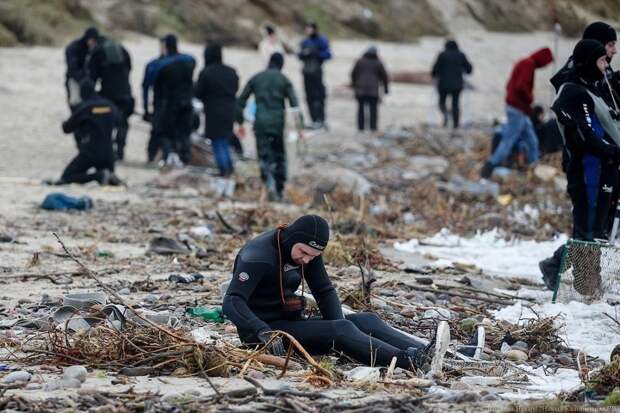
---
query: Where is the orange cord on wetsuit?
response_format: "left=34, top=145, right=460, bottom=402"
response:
left=276, top=224, right=305, bottom=307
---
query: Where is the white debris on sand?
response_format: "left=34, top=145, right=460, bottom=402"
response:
left=394, top=228, right=567, bottom=283
left=494, top=300, right=620, bottom=362
left=498, top=366, right=581, bottom=401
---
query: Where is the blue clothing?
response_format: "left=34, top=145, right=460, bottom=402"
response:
left=490, top=105, right=539, bottom=166
left=142, top=54, right=195, bottom=112
left=298, top=35, right=332, bottom=62
left=41, top=193, right=93, bottom=211
left=581, top=112, right=607, bottom=239
left=211, top=137, right=233, bottom=176
left=142, top=57, right=161, bottom=113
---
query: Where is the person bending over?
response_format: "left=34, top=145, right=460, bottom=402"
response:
left=223, top=215, right=453, bottom=370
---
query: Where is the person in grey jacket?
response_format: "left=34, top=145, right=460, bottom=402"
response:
left=351, top=46, right=389, bottom=132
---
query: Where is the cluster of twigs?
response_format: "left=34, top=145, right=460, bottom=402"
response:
left=486, top=315, right=566, bottom=353
left=41, top=322, right=229, bottom=377
left=587, top=357, right=620, bottom=395
left=20, top=234, right=335, bottom=388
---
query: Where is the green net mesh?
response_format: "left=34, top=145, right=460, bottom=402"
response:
left=553, top=239, right=620, bottom=303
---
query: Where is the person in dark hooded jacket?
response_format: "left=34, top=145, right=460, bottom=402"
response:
left=154, top=34, right=196, bottom=167
left=539, top=39, right=620, bottom=291
left=65, top=27, right=99, bottom=111
left=88, top=35, right=134, bottom=161
left=51, top=78, right=124, bottom=186
left=194, top=44, right=239, bottom=176
left=298, top=22, right=331, bottom=129
left=431, top=40, right=472, bottom=128
left=481, top=48, right=553, bottom=178
left=350, top=46, right=389, bottom=132
left=236, top=53, right=300, bottom=201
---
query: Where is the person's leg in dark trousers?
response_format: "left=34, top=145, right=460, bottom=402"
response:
left=593, top=161, right=617, bottom=240
left=255, top=133, right=276, bottom=193
left=147, top=127, right=161, bottom=162
left=303, top=74, right=317, bottom=123
left=156, top=100, right=174, bottom=161
left=114, top=116, right=129, bottom=161
left=346, top=312, right=425, bottom=350
left=304, top=72, right=325, bottom=124
left=113, top=99, right=132, bottom=161
left=606, top=166, right=620, bottom=239
left=368, top=96, right=378, bottom=131
left=61, top=154, right=101, bottom=184
left=438, top=90, right=448, bottom=127
left=316, top=69, right=326, bottom=123
left=451, top=90, right=461, bottom=129
left=268, top=316, right=421, bottom=369
left=357, top=97, right=366, bottom=131
left=175, top=102, right=194, bottom=164
left=271, top=132, right=287, bottom=198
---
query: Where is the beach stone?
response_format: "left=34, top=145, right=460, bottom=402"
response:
left=61, top=378, right=82, bottom=389
left=512, top=341, right=529, bottom=351
left=391, top=314, right=405, bottom=324
left=255, top=379, right=292, bottom=392
left=450, top=382, right=473, bottom=391
left=400, top=308, right=416, bottom=317
left=505, top=349, right=528, bottom=362
left=118, top=288, right=130, bottom=295
left=246, top=370, right=265, bottom=380
left=63, top=365, right=88, bottom=383
left=423, top=308, right=451, bottom=320
left=539, top=354, right=553, bottom=365
left=449, top=296, right=464, bottom=305
left=143, top=294, right=159, bottom=303
left=3, top=370, right=31, bottom=383
left=481, top=393, right=499, bottom=401
left=557, top=354, right=572, bottom=366
left=25, top=383, right=42, bottom=390
left=43, top=381, right=63, bottom=391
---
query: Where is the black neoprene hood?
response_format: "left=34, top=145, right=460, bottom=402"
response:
left=282, top=215, right=330, bottom=253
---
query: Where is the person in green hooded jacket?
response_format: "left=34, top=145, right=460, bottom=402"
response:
left=236, top=52, right=301, bottom=201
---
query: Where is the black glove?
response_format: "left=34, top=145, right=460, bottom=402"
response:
left=142, top=112, right=153, bottom=123
left=257, top=330, right=286, bottom=356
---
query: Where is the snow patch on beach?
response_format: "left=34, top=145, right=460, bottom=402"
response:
left=494, top=300, right=620, bottom=362
left=394, top=228, right=567, bottom=283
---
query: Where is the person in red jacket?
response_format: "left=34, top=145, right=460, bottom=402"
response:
left=481, top=48, right=553, bottom=178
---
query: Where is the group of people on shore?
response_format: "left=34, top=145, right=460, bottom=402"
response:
left=52, top=22, right=333, bottom=201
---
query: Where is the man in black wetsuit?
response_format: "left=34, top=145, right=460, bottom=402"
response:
left=539, top=39, right=620, bottom=291
left=223, top=215, right=449, bottom=370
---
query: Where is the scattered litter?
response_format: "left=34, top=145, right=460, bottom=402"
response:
left=169, top=273, right=205, bottom=284
left=147, top=237, right=191, bottom=255
left=186, top=306, right=224, bottom=323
